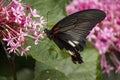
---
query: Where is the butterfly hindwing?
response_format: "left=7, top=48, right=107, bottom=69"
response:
left=44, top=9, right=106, bottom=64
left=52, top=35, right=83, bottom=64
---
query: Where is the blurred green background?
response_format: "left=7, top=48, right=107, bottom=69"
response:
left=0, top=0, right=120, bottom=80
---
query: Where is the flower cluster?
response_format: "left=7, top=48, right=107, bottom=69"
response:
left=66, top=0, right=120, bottom=74
left=0, top=0, right=45, bottom=56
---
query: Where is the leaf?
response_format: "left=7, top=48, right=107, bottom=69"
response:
left=96, top=56, right=102, bottom=80
left=58, top=47, right=99, bottom=80
left=34, top=62, right=53, bottom=77
left=17, top=69, right=34, bottom=80
left=32, top=42, right=99, bottom=80
left=34, top=69, right=68, bottom=80
left=27, top=38, right=69, bottom=67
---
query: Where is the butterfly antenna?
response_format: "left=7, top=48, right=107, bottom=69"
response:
left=46, top=10, right=50, bottom=27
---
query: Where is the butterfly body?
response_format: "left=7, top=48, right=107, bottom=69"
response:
left=44, top=9, right=106, bottom=64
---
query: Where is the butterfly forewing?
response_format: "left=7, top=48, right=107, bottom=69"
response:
left=51, top=9, right=106, bottom=31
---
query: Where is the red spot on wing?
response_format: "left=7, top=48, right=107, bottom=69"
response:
left=54, top=27, right=59, bottom=31
left=53, top=27, right=60, bottom=35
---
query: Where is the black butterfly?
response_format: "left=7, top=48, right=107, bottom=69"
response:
left=44, top=9, right=106, bottom=64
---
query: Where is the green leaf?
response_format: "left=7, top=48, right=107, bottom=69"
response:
left=32, top=42, right=99, bottom=80
left=34, top=62, right=53, bottom=78
left=17, top=69, right=34, bottom=80
left=28, top=38, right=69, bottom=67
left=34, top=69, right=68, bottom=80
left=58, top=47, right=99, bottom=80
left=96, top=56, right=102, bottom=80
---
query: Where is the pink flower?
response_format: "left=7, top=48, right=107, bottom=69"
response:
left=34, top=33, right=43, bottom=45
left=26, top=5, right=30, bottom=10
left=36, top=16, right=45, bottom=28
left=3, top=32, right=16, bottom=46
left=30, top=9, right=40, bottom=17
left=2, top=7, right=9, bottom=20
left=21, top=46, right=31, bottom=56
left=66, top=0, right=120, bottom=74
left=0, top=0, right=45, bottom=55
left=7, top=42, right=21, bottom=53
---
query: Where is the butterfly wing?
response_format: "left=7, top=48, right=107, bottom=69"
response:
left=51, top=9, right=105, bottom=31
left=45, top=9, right=106, bottom=64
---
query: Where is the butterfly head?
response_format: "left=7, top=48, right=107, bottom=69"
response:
left=44, top=29, right=53, bottom=39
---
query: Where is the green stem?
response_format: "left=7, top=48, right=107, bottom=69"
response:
left=10, top=54, right=17, bottom=80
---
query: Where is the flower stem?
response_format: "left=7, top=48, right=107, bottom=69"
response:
left=9, top=54, right=17, bottom=80
left=1, top=40, right=17, bottom=80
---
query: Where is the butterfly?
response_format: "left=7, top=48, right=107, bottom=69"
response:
left=44, top=9, right=106, bottom=64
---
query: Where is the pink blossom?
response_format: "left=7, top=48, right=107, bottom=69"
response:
left=7, top=42, right=21, bottom=53
left=26, top=5, right=30, bottom=10
left=0, top=0, right=45, bottom=55
left=2, top=7, right=9, bottom=20
left=3, top=32, right=16, bottom=46
left=34, top=33, right=43, bottom=45
left=36, top=16, right=45, bottom=28
left=21, top=46, right=31, bottom=56
left=66, top=0, right=120, bottom=74
left=30, top=9, right=40, bottom=17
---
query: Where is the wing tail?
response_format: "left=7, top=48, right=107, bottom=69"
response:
left=70, top=51, right=83, bottom=64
